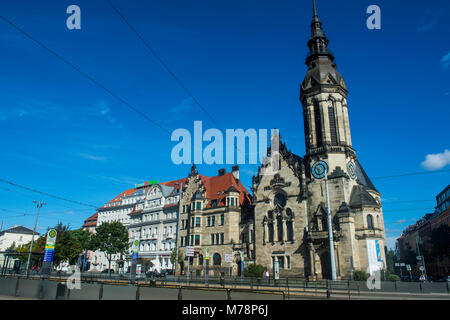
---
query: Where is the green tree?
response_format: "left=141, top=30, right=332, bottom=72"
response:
left=353, top=270, right=369, bottom=281
left=71, top=228, right=92, bottom=251
left=53, top=223, right=82, bottom=266
left=386, top=249, right=398, bottom=275
left=244, top=264, right=267, bottom=278
left=90, top=222, right=129, bottom=276
left=14, top=235, right=46, bottom=267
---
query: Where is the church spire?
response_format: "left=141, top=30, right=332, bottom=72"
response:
left=306, top=0, right=334, bottom=66
left=312, top=0, right=319, bottom=22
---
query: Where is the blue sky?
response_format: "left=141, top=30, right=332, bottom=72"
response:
left=0, top=0, right=449, bottom=250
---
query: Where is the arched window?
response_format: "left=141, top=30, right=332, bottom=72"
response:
left=287, top=221, right=294, bottom=241
left=277, top=215, right=283, bottom=241
left=328, top=100, right=338, bottom=145
left=367, top=214, right=374, bottom=230
left=314, top=101, right=323, bottom=146
left=268, top=211, right=274, bottom=242
left=213, top=253, right=221, bottom=266
left=198, top=254, right=203, bottom=266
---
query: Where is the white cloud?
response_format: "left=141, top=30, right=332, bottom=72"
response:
left=394, top=219, right=406, bottom=224
left=79, top=153, right=106, bottom=161
left=442, top=52, right=450, bottom=70
left=421, top=149, right=450, bottom=170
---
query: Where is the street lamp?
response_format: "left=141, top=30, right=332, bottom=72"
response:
left=26, top=200, right=46, bottom=278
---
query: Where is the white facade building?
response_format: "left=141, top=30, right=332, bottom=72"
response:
left=128, top=183, right=182, bottom=272
left=86, top=179, right=185, bottom=273
left=0, top=225, right=37, bottom=267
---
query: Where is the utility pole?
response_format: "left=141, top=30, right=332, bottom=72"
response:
left=26, top=200, right=46, bottom=278
left=324, top=175, right=337, bottom=280
left=174, top=182, right=183, bottom=277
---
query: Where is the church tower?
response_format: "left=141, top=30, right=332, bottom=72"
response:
left=301, top=1, right=386, bottom=279
left=300, top=0, right=353, bottom=165
left=252, top=1, right=387, bottom=280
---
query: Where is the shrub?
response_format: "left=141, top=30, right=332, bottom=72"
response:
left=353, top=270, right=369, bottom=281
left=244, top=264, right=267, bottom=278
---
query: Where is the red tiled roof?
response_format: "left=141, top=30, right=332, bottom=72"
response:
left=82, top=212, right=98, bottom=228
left=197, top=172, right=252, bottom=208
left=102, top=188, right=136, bottom=208
left=161, top=177, right=189, bottom=189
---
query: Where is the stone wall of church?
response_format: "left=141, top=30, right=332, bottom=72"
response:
left=254, top=156, right=309, bottom=276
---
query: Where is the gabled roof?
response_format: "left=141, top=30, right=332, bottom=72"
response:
left=0, top=225, right=36, bottom=237
left=196, top=172, right=251, bottom=208
left=349, top=185, right=379, bottom=208
left=82, top=212, right=98, bottom=228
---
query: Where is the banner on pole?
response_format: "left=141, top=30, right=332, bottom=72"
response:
left=132, top=239, right=139, bottom=260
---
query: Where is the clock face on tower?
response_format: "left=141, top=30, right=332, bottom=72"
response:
left=347, top=161, right=357, bottom=179
left=311, top=161, right=329, bottom=179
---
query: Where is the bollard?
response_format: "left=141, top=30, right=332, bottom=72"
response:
left=14, top=278, right=20, bottom=297
left=136, top=286, right=140, bottom=300
left=226, top=289, right=231, bottom=300
left=326, top=289, right=330, bottom=300
left=99, top=283, right=104, bottom=300
left=178, top=286, right=182, bottom=300
left=447, top=282, right=449, bottom=294
left=282, top=291, right=286, bottom=300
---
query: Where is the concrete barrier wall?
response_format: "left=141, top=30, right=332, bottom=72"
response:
left=0, top=278, right=18, bottom=296
left=102, top=284, right=137, bottom=300
left=67, top=283, right=100, bottom=300
left=139, top=287, right=179, bottom=300
left=16, top=279, right=42, bottom=299
left=421, top=282, right=448, bottom=294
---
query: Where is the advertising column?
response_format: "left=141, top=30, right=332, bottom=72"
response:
left=41, top=229, right=57, bottom=279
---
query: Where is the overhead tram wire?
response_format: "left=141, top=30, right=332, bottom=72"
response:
left=0, top=186, right=95, bottom=213
left=105, top=0, right=224, bottom=131
left=372, top=169, right=450, bottom=180
left=0, top=178, right=98, bottom=209
left=0, top=15, right=171, bottom=136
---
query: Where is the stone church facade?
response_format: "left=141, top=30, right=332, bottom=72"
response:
left=252, top=1, right=386, bottom=280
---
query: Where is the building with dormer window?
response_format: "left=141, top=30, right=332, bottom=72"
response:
left=178, top=165, right=254, bottom=276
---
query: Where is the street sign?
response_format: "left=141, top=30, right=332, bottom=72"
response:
left=205, top=248, right=210, bottom=260
left=43, top=229, right=57, bottom=263
left=225, top=254, right=232, bottom=263
left=395, top=263, right=399, bottom=267
left=416, top=256, right=422, bottom=261
left=406, top=264, right=411, bottom=271
left=186, top=246, right=195, bottom=257
left=400, top=263, right=405, bottom=267
left=419, top=266, right=425, bottom=271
